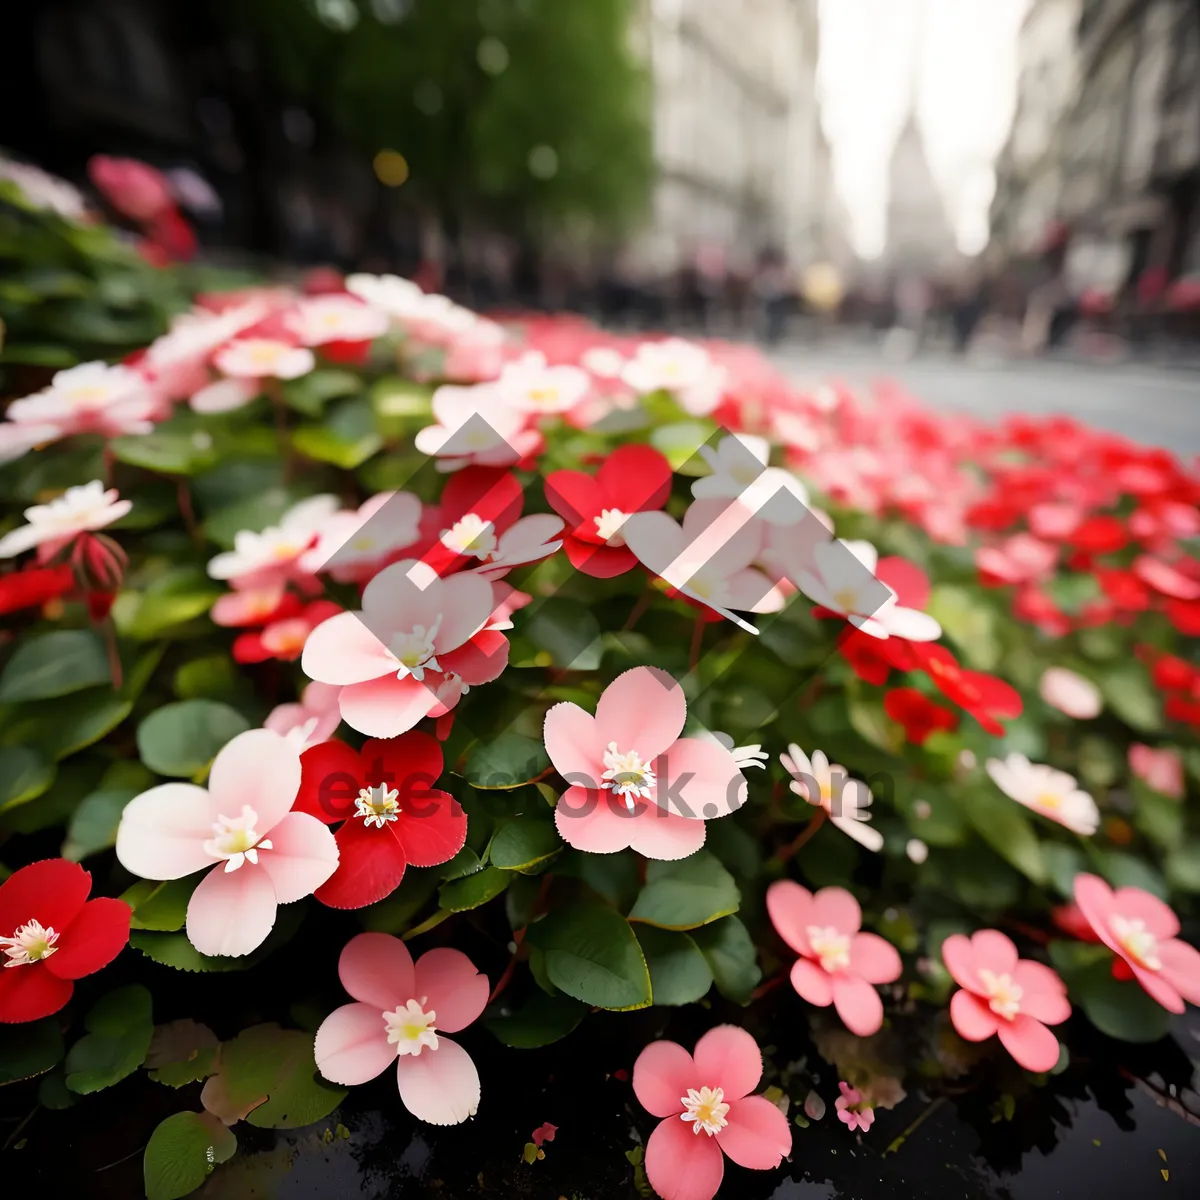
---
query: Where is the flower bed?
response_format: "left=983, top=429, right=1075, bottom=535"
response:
left=1, top=205, right=1199, bottom=1200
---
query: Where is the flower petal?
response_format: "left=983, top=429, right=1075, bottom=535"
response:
left=656, top=737, right=747, bottom=820
left=314, top=1002, right=395, bottom=1085
left=1012, top=961, right=1070, bottom=1025
left=316, top=820, right=407, bottom=910
left=765, top=880, right=815, bottom=957
left=543, top=701, right=603, bottom=785
left=295, top=739, right=364, bottom=823
left=848, top=932, right=902, bottom=984
left=596, top=666, right=687, bottom=763
left=692, top=1024, right=761, bottom=1102
left=414, top=948, right=489, bottom=1033
left=790, top=957, right=833, bottom=1006
left=45, top=898, right=130, bottom=980
left=554, top=788, right=636, bottom=854
left=1159, top=938, right=1200, bottom=1007
left=717, top=1095, right=792, bottom=1169
left=831, top=975, right=885, bottom=1036
left=395, top=1036, right=480, bottom=1125
left=996, top=1014, right=1061, bottom=1073
left=185, top=864, right=277, bottom=957
left=949, top=988, right=998, bottom=1042
left=256, top=812, right=339, bottom=904
left=301, top=610, right=396, bottom=685
left=644, top=1114, right=724, bottom=1200
left=628, top=805, right=708, bottom=861
left=337, top=674, right=439, bottom=739
left=208, top=729, right=302, bottom=838
left=0, top=858, right=91, bottom=936
left=633, top=1039, right=698, bottom=1117
left=339, top=932, right=415, bottom=1009
left=116, top=784, right=219, bottom=881
left=809, top=887, right=862, bottom=936
left=0, top=963, right=73, bottom=1023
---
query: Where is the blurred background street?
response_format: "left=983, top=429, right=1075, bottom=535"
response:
left=2, top=0, right=1199, bottom=436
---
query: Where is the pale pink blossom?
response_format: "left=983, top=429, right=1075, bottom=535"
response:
left=264, top=681, right=344, bottom=750
left=495, top=351, right=590, bottom=415
left=189, top=378, right=259, bottom=414
left=943, top=930, right=1070, bottom=1072
left=284, top=294, right=390, bottom=347
left=415, top=384, right=540, bottom=471
left=142, top=301, right=267, bottom=401
left=543, top=666, right=747, bottom=860
left=0, top=481, right=130, bottom=559
left=1133, top=555, right=1200, bottom=600
left=985, top=752, right=1099, bottom=836
left=779, top=746, right=883, bottom=852
left=1128, top=744, right=1184, bottom=799
left=767, top=882, right=902, bottom=1035
left=344, top=273, right=425, bottom=321
left=623, top=499, right=786, bottom=633
left=300, top=560, right=508, bottom=738
left=1028, top=502, right=1083, bottom=540
left=115, top=729, right=339, bottom=956
left=214, top=338, right=314, bottom=381
left=632, top=1026, right=791, bottom=1200
left=1038, top=667, right=1102, bottom=719
left=1074, top=875, right=1200, bottom=1013
left=298, top=492, right=423, bottom=583
left=622, top=339, right=726, bottom=416
left=834, top=1082, right=874, bottom=1132
left=691, top=434, right=809, bottom=521
left=976, top=534, right=1058, bottom=586
left=206, top=495, right=340, bottom=586
left=314, top=932, right=488, bottom=1125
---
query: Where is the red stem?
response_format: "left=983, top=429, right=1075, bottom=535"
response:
left=488, top=873, right=554, bottom=1006
left=773, top=808, right=827, bottom=864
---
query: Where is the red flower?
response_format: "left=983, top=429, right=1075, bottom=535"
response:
left=1095, top=567, right=1151, bottom=613
left=1165, top=598, right=1200, bottom=637
left=545, top=444, right=673, bottom=577
left=838, top=627, right=915, bottom=685
left=419, top=467, right=526, bottom=576
left=1051, top=903, right=1102, bottom=943
left=294, top=733, right=466, bottom=909
left=884, top=687, right=958, bottom=744
left=1069, top=515, right=1127, bottom=557
left=0, top=860, right=130, bottom=1023
left=0, top=565, right=74, bottom=616
left=908, top=643, right=1022, bottom=736
left=233, top=600, right=341, bottom=663
left=1143, top=651, right=1200, bottom=696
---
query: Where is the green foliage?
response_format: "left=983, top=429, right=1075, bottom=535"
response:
left=629, top=851, right=740, bottom=930
left=65, top=984, right=155, bottom=1094
left=0, top=1017, right=64, bottom=1084
left=144, top=1112, right=237, bottom=1200
left=136, top=700, right=251, bottom=778
left=0, top=629, right=111, bottom=701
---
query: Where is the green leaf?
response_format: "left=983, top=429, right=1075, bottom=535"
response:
left=628, top=851, right=740, bottom=930
left=1165, top=841, right=1200, bottom=893
left=1042, top=842, right=1086, bottom=899
left=202, top=484, right=314, bottom=548
left=37, top=1066, right=78, bottom=1109
left=115, top=568, right=221, bottom=640
left=574, top=850, right=641, bottom=911
left=0, top=629, right=110, bottom=701
left=123, top=877, right=197, bottom=932
left=146, top=1020, right=219, bottom=1087
left=525, top=597, right=603, bottom=670
left=635, top=926, right=713, bottom=1005
left=136, top=700, right=250, bottom=778
left=1100, top=851, right=1167, bottom=899
left=0, top=1017, right=64, bottom=1084
left=173, top=654, right=241, bottom=702
left=465, top=733, right=550, bottom=790
left=293, top=396, right=382, bottom=468
left=524, top=901, right=652, bottom=1010
left=1, top=687, right=134, bottom=762
left=282, top=368, right=360, bottom=416
left=691, top=916, right=762, bottom=1005
left=1070, top=961, right=1172, bottom=1043
left=1132, top=782, right=1183, bottom=849
left=144, top=1111, right=237, bottom=1200
left=0, top=744, right=55, bottom=812
left=848, top=697, right=903, bottom=755
left=110, top=429, right=219, bottom=475
left=1098, top=662, right=1162, bottom=733
left=370, top=376, right=434, bottom=419
left=65, top=984, right=154, bottom=1094
left=925, top=585, right=1000, bottom=670
left=953, top=786, right=1045, bottom=884
left=650, top=421, right=715, bottom=471
left=439, top=866, right=511, bottom=912
left=485, top=990, right=587, bottom=1048
left=62, top=787, right=138, bottom=860
left=489, top=817, right=562, bottom=872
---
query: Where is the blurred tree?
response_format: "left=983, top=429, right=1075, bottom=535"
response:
left=217, top=0, right=653, bottom=240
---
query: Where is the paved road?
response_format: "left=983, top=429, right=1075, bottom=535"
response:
left=771, top=343, right=1200, bottom=458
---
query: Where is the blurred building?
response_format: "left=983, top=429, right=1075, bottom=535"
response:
left=635, top=0, right=843, bottom=274
left=883, top=113, right=959, bottom=271
left=994, top=0, right=1200, bottom=302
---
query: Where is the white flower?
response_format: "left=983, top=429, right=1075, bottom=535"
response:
left=779, top=744, right=883, bottom=852
left=0, top=481, right=131, bottom=558
left=691, top=434, right=809, bottom=522
left=414, top=383, right=537, bottom=470
left=6, top=362, right=158, bottom=439
left=214, top=338, right=315, bottom=380
left=284, top=295, right=390, bottom=346
left=623, top=338, right=712, bottom=395
left=1038, top=667, right=1102, bottom=720
left=298, top=492, right=422, bottom=578
left=985, top=753, right=1099, bottom=836
left=207, top=495, right=341, bottom=581
left=495, top=352, right=590, bottom=415
left=146, top=302, right=268, bottom=370
left=0, top=157, right=87, bottom=219
left=581, top=346, right=626, bottom=379
left=345, top=273, right=425, bottom=319
left=788, top=539, right=941, bottom=641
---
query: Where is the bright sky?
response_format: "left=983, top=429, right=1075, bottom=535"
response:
left=816, top=0, right=1031, bottom=259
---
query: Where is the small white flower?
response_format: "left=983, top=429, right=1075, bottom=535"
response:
left=985, top=752, right=1099, bottom=836
left=214, top=338, right=315, bottom=381
left=284, top=295, right=390, bottom=346
left=1038, top=667, right=1103, bottom=720
left=207, top=495, right=340, bottom=581
left=0, top=480, right=131, bottom=558
left=692, top=434, right=809, bottom=522
left=779, top=745, right=883, bottom=852
left=496, top=352, right=590, bottom=415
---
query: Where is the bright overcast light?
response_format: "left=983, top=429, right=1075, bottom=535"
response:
left=817, top=0, right=1031, bottom=260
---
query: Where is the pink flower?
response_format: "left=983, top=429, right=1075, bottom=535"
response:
left=1073, top=874, right=1200, bottom=1013
left=264, top=681, right=343, bottom=750
left=115, top=729, right=339, bottom=956
left=214, top=338, right=315, bottom=381
left=88, top=155, right=173, bottom=221
left=1128, top=744, right=1183, bottom=800
left=314, top=932, right=488, bottom=1125
left=0, top=481, right=131, bottom=560
left=632, top=1025, right=791, bottom=1200
left=298, top=491, right=423, bottom=583
left=543, top=666, right=747, bottom=860
left=300, top=560, right=508, bottom=738
left=1038, top=667, right=1102, bottom=719
left=414, top=383, right=540, bottom=471
left=976, top=534, right=1057, bottom=586
left=766, top=882, right=901, bottom=1035
left=1133, top=555, right=1200, bottom=600
left=284, top=294, right=389, bottom=347
left=207, top=495, right=340, bottom=588
left=942, top=930, right=1070, bottom=1072
left=495, top=351, right=590, bottom=415
left=834, top=1082, right=874, bottom=1132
